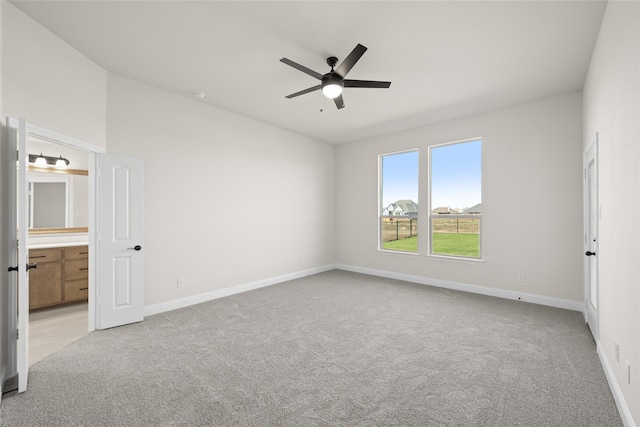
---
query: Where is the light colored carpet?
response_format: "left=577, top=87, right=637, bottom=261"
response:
left=1, top=270, right=622, bottom=426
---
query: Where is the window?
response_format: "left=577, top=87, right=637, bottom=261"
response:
left=379, top=150, right=418, bottom=252
left=429, top=139, right=482, bottom=258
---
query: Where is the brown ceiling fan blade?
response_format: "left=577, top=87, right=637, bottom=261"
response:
left=280, top=58, right=323, bottom=80
left=285, top=85, right=322, bottom=98
left=335, top=44, right=367, bottom=77
left=344, top=80, right=391, bottom=88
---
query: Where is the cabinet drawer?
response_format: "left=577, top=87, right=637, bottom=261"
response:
left=65, top=259, right=89, bottom=281
left=64, top=279, right=88, bottom=302
left=29, top=248, right=62, bottom=263
left=65, top=246, right=89, bottom=260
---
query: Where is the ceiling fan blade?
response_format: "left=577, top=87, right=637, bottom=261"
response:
left=335, top=44, right=367, bottom=77
left=285, top=85, right=322, bottom=99
left=280, top=58, right=323, bottom=80
left=344, top=80, right=391, bottom=88
left=334, top=94, right=345, bottom=109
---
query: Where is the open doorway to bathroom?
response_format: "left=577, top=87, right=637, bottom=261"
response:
left=26, top=136, right=90, bottom=365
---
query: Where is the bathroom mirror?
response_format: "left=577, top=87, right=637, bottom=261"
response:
left=28, top=166, right=89, bottom=234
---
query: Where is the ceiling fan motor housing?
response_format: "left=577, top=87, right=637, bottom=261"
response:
left=322, top=73, right=344, bottom=88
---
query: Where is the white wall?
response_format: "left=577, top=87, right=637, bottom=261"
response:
left=583, top=1, right=640, bottom=424
left=1, top=2, right=107, bottom=148
left=336, top=92, right=584, bottom=304
left=106, top=74, right=335, bottom=307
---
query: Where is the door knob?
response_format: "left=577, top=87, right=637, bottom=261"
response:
left=7, top=263, right=38, bottom=272
left=127, top=245, right=142, bottom=251
left=585, top=251, right=596, bottom=257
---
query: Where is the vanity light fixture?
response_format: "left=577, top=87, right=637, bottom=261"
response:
left=29, top=153, right=70, bottom=168
left=34, top=153, right=47, bottom=167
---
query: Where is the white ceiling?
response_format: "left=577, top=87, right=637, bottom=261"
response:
left=10, top=0, right=607, bottom=145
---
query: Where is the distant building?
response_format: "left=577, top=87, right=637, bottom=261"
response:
left=383, top=199, right=418, bottom=216
left=432, top=206, right=452, bottom=214
left=462, top=204, right=482, bottom=214
left=432, top=204, right=481, bottom=214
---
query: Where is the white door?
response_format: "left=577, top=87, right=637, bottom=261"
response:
left=6, top=117, right=30, bottom=392
left=584, top=137, right=598, bottom=340
left=96, top=154, right=144, bottom=329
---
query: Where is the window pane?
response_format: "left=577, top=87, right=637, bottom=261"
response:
left=380, top=151, right=418, bottom=252
left=430, top=140, right=482, bottom=258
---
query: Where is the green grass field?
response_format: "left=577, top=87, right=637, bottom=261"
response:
left=383, top=233, right=479, bottom=257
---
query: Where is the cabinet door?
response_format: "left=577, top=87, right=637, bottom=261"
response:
left=29, top=261, right=63, bottom=309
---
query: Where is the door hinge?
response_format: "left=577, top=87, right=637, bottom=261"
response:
left=16, top=329, right=19, bottom=340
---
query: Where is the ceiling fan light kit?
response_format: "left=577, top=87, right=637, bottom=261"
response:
left=280, top=44, right=391, bottom=109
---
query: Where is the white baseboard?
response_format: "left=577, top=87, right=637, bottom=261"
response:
left=145, top=263, right=584, bottom=318
left=0, top=365, right=5, bottom=404
left=143, top=264, right=337, bottom=317
left=334, top=264, right=584, bottom=312
left=597, top=342, right=636, bottom=427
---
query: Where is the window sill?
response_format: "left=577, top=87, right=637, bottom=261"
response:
left=377, top=249, right=421, bottom=258
left=427, top=254, right=485, bottom=265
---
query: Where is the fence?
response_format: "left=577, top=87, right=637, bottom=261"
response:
left=381, top=215, right=481, bottom=244
left=381, top=216, right=417, bottom=244
left=431, top=216, right=480, bottom=234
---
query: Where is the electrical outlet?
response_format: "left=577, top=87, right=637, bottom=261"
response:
left=615, top=343, right=620, bottom=362
left=177, top=278, right=185, bottom=288
left=518, top=273, right=525, bottom=282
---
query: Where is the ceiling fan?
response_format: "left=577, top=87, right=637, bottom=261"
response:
left=280, top=43, right=391, bottom=110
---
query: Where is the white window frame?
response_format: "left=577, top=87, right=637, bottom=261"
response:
left=428, top=138, right=483, bottom=260
left=378, top=149, right=420, bottom=254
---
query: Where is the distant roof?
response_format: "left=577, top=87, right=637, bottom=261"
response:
left=462, top=203, right=482, bottom=214
left=432, top=207, right=451, bottom=214
left=393, top=199, right=418, bottom=213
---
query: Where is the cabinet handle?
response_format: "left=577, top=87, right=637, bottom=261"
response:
left=79, top=288, right=88, bottom=291
left=79, top=252, right=88, bottom=255
left=79, top=267, right=89, bottom=271
left=30, top=255, right=47, bottom=259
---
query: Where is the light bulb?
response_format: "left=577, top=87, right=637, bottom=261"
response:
left=34, top=154, right=47, bottom=167
left=322, top=84, right=343, bottom=99
left=55, top=157, right=68, bottom=169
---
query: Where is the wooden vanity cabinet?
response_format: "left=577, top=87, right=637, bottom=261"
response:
left=29, top=245, right=88, bottom=310
left=28, top=248, right=63, bottom=309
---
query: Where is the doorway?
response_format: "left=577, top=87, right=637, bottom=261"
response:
left=7, top=118, right=144, bottom=393
left=26, top=136, right=91, bottom=365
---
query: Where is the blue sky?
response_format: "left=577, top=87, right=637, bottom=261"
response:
left=381, top=140, right=482, bottom=210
